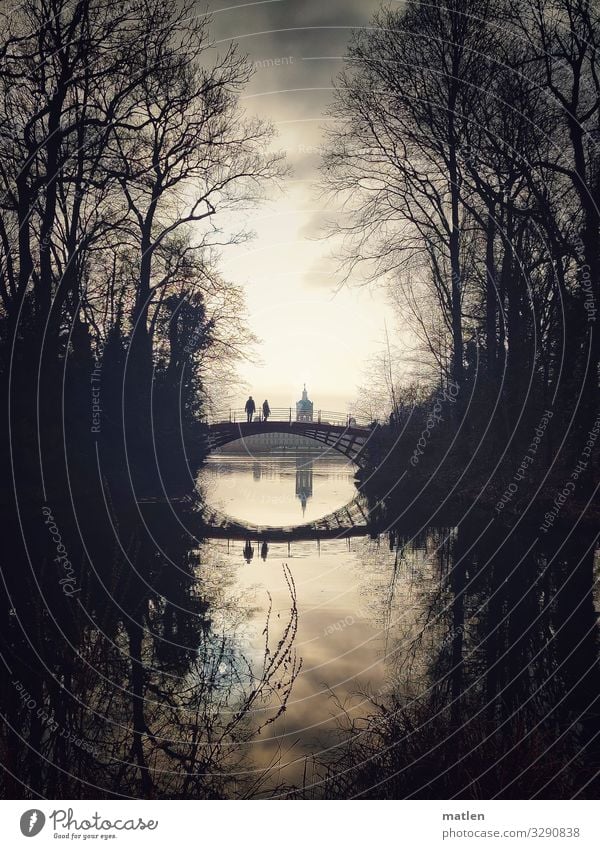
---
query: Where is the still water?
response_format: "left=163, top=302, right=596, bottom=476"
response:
left=6, top=448, right=598, bottom=798
left=196, top=448, right=418, bottom=789
left=200, top=449, right=358, bottom=526
left=194, top=448, right=600, bottom=796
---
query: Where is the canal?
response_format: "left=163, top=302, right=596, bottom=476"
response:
left=194, top=444, right=448, bottom=792
left=4, top=441, right=598, bottom=799
left=192, top=440, right=600, bottom=797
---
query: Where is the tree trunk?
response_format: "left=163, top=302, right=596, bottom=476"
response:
left=485, top=203, right=497, bottom=377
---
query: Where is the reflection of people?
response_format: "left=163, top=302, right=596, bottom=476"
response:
left=262, top=399, right=270, bottom=421
left=243, top=540, right=254, bottom=563
left=245, top=396, right=256, bottom=422
left=261, top=541, right=268, bottom=561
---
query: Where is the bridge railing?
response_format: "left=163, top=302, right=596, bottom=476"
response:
left=202, top=408, right=374, bottom=428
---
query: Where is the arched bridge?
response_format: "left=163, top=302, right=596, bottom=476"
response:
left=194, top=408, right=378, bottom=465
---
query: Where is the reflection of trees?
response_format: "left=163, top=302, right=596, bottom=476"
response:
left=314, top=517, right=600, bottom=799
left=0, top=502, right=300, bottom=798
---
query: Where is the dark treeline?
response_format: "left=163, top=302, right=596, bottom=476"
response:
left=323, top=0, right=599, bottom=517
left=0, top=0, right=295, bottom=798
left=1, top=0, right=600, bottom=802
left=305, top=0, right=600, bottom=801
left=0, top=0, right=276, bottom=505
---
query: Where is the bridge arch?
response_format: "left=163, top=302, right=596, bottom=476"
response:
left=202, top=495, right=373, bottom=542
left=201, top=416, right=375, bottom=465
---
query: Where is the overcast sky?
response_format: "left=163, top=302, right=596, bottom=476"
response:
left=202, top=0, right=394, bottom=414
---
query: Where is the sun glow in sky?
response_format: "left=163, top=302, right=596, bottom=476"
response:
left=205, top=0, right=392, bottom=413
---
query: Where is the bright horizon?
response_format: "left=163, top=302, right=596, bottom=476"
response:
left=206, top=0, right=392, bottom=414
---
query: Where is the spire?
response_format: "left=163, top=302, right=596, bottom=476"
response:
left=302, top=383, right=308, bottom=401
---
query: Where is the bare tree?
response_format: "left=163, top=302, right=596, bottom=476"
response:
left=323, top=0, right=498, bottom=390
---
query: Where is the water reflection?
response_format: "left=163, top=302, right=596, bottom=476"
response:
left=0, top=494, right=301, bottom=799
left=308, top=517, right=600, bottom=799
left=199, top=448, right=357, bottom=527
left=243, top=539, right=254, bottom=562
left=195, top=455, right=600, bottom=797
left=295, top=453, right=313, bottom=515
left=2, top=448, right=599, bottom=799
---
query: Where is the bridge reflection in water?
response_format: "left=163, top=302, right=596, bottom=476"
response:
left=197, top=433, right=377, bottom=542
left=202, top=495, right=373, bottom=542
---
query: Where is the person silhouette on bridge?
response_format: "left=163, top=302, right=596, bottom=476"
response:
left=262, top=399, right=270, bottom=422
left=245, top=395, right=256, bottom=422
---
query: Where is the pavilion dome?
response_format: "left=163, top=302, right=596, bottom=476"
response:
left=295, top=384, right=314, bottom=421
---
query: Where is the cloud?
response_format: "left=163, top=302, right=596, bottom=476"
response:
left=199, top=0, right=391, bottom=407
left=205, top=0, right=384, bottom=99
